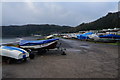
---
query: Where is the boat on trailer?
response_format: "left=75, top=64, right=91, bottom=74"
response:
left=19, top=38, right=66, bottom=55
left=0, top=46, right=29, bottom=64
left=19, top=39, right=59, bottom=49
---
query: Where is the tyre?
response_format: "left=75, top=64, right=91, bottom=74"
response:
left=61, top=52, right=66, bottom=55
left=29, top=53, right=35, bottom=59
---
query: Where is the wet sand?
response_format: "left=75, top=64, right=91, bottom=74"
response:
left=2, top=38, right=119, bottom=78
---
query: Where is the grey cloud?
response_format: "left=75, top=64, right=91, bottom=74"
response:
left=2, top=2, right=118, bottom=26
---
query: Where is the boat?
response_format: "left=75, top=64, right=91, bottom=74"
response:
left=62, top=35, right=69, bottom=39
left=96, top=34, right=120, bottom=43
left=0, top=46, right=29, bottom=64
left=45, top=35, right=54, bottom=39
left=77, top=32, right=93, bottom=40
left=87, top=34, right=100, bottom=40
left=19, top=38, right=66, bottom=55
left=99, top=34, right=120, bottom=39
left=19, top=38, right=59, bottom=50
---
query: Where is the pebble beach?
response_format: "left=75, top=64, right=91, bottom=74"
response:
left=1, top=38, right=119, bottom=78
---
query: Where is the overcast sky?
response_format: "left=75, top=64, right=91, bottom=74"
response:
left=2, top=2, right=118, bottom=26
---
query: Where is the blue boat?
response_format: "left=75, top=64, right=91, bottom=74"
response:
left=77, top=32, right=93, bottom=40
left=99, top=34, right=120, bottom=39
left=19, top=38, right=59, bottom=49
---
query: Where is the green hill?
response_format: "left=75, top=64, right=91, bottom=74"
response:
left=2, top=11, right=120, bottom=37
left=2, top=24, right=72, bottom=37
left=74, top=11, right=120, bottom=32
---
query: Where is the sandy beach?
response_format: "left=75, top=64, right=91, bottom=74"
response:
left=2, top=38, right=119, bottom=78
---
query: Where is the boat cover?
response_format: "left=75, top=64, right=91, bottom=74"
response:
left=77, top=32, right=93, bottom=40
left=19, top=38, right=59, bottom=46
left=99, top=34, right=120, bottom=38
left=83, top=32, right=93, bottom=35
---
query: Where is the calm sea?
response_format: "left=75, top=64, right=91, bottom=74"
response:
left=0, top=36, right=42, bottom=44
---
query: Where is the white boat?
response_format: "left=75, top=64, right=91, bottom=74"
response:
left=46, top=35, right=54, bottom=39
left=19, top=39, right=59, bottom=49
left=0, top=46, right=29, bottom=64
left=87, top=34, right=100, bottom=40
left=19, top=38, right=66, bottom=55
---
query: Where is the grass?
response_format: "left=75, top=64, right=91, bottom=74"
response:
left=88, top=40, right=120, bottom=45
left=107, top=42, right=120, bottom=45
left=86, top=39, right=120, bottom=45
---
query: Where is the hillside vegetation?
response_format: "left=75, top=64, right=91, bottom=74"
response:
left=2, top=11, right=120, bottom=37
left=74, top=11, right=120, bottom=32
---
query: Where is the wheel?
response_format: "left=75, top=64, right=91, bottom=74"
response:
left=29, top=53, right=35, bottom=59
left=61, top=52, right=66, bottom=55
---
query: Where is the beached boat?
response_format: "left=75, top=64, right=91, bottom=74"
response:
left=94, top=34, right=120, bottom=43
left=19, top=38, right=59, bottom=50
left=45, top=35, right=54, bottom=39
left=77, top=32, right=93, bottom=40
left=19, top=38, right=66, bottom=55
left=87, top=34, right=100, bottom=40
left=0, top=46, right=29, bottom=64
left=99, top=34, right=120, bottom=39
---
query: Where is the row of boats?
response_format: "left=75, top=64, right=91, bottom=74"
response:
left=62, top=32, right=120, bottom=43
left=1, top=32, right=120, bottom=64
left=0, top=38, right=65, bottom=64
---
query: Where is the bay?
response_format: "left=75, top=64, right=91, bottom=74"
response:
left=0, top=36, right=42, bottom=44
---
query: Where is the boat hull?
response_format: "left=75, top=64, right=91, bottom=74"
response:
left=0, top=46, right=29, bottom=60
left=20, top=40, right=58, bottom=50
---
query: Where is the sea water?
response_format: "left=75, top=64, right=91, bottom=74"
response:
left=0, top=36, right=42, bottom=45
left=1, top=38, right=18, bottom=43
left=0, top=38, right=21, bottom=45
